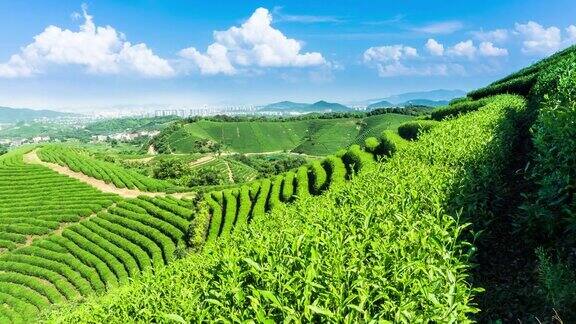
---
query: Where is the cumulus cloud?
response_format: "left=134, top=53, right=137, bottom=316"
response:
left=179, top=8, right=326, bottom=75
left=478, top=42, right=508, bottom=57
left=472, top=29, right=509, bottom=44
left=425, top=39, right=444, bottom=56
left=566, top=25, right=576, bottom=43
left=363, top=43, right=467, bottom=77
left=413, top=21, right=464, bottom=34
left=447, top=40, right=477, bottom=59
left=515, top=21, right=562, bottom=55
left=0, top=6, right=174, bottom=78
left=363, top=45, right=418, bottom=63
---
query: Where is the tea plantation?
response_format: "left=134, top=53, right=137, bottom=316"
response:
left=0, top=46, right=574, bottom=323
left=156, top=113, right=413, bottom=155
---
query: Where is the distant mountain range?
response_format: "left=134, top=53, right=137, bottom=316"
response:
left=262, top=100, right=352, bottom=113
left=380, top=89, right=465, bottom=105
left=354, top=89, right=465, bottom=107
left=0, top=106, right=79, bottom=123
left=263, top=89, right=465, bottom=113
left=366, top=98, right=450, bottom=109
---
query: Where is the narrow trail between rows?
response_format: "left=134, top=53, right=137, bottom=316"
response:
left=189, top=155, right=215, bottom=167
left=23, top=149, right=167, bottom=199
left=224, top=161, right=234, bottom=183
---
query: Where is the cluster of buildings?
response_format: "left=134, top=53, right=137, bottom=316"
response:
left=154, top=106, right=259, bottom=118
left=0, top=136, right=51, bottom=148
left=90, top=130, right=160, bottom=143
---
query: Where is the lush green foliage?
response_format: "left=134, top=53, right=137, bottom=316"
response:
left=431, top=98, right=488, bottom=121
left=397, top=120, right=439, bottom=140
left=377, top=130, right=409, bottom=156
left=85, top=116, right=179, bottom=135
left=530, top=53, right=576, bottom=228
left=38, top=145, right=179, bottom=192
left=45, top=94, right=528, bottom=322
left=155, top=114, right=413, bottom=155
left=468, top=73, right=537, bottom=100
left=514, top=50, right=576, bottom=317
left=468, top=44, right=576, bottom=100
left=0, top=190, right=192, bottom=321
left=151, top=157, right=190, bottom=180
left=230, top=153, right=307, bottom=178
left=0, top=148, right=118, bottom=250
left=196, top=142, right=384, bottom=243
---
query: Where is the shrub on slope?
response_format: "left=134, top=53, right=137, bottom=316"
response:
left=397, top=120, right=439, bottom=140
left=44, top=95, right=527, bottom=323
left=515, top=51, right=576, bottom=316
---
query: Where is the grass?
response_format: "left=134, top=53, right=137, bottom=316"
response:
left=164, top=114, right=412, bottom=155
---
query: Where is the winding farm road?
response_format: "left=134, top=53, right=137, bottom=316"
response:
left=23, top=149, right=172, bottom=199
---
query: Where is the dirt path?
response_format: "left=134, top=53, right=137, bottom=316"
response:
left=189, top=155, right=216, bottom=167
left=147, top=144, right=158, bottom=155
left=23, top=150, right=166, bottom=199
left=224, top=161, right=234, bottom=183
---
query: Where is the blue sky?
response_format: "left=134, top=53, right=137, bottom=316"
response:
left=0, top=0, right=575, bottom=111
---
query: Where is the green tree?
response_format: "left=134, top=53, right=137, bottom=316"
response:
left=152, top=157, right=190, bottom=179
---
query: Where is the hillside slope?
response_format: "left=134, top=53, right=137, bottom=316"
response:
left=0, top=107, right=78, bottom=123
left=157, top=113, right=413, bottom=155
left=45, top=95, right=528, bottom=322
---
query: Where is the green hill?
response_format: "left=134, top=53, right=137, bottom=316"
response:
left=0, top=106, right=79, bottom=123
left=157, top=113, right=413, bottom=155
left=262, top=101, right=310, bottom=111
left=366, top=100, right=393, bottom=109
left=307, top=100, right=351, bottom=112
left=45, top=93, right=529, bottom=322
left=260, top=100, right=352, bottom=113
left=403, top=98, right=449, bottom=107
left=85, top=116, right=180, bottom=134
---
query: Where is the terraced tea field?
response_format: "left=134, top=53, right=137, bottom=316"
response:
left=37, top=146, right=178, bottom=193
left=159, top=113, right=413, bottom=155
left=0, top=148, right=196, bottom=322
left=0, top=148, right=118, bottom=251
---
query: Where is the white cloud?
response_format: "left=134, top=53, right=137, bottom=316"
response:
left=413, top=21, right=464, bottom=34
left=179, top=8, right=326, bottom=75
left=179, top=44, right=235, bottom=75
left=0, top=6, right=174, bottom=78
left=272, top=7, right=343, bottom=24
left=447, top=40, right=477, bottom=59
left=0, top=55, right=35, bottom=78
left=425, top=39, right=444, bottom=56
left=478, top=42, right=508, bottom=57
left=472, top=29, right=509, bottom=44
left=363, top=43, right=468, bottom=77
left=515, top=21, right=562, bottom=55
left=566, top=25, right=576, bottom=43
left=118, top=43, right=175, bottom=77
left=276, top=14, right=342, bottom=24
left=375, top=62, right=464, bottom=77
left=363, top=45, right=418, bottom=63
